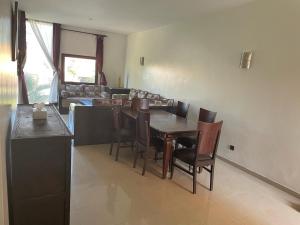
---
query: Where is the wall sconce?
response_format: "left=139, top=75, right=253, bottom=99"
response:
left=140, top=57, right=144, bottom=66
left=240, top=51, right=253, bottom=69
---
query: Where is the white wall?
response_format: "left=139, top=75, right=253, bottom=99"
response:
left=60, top=26, right=127, bottom=87
left=0, top=106, right=11, bottom=225
left=125, top=0, right=300, bottom=194
left=0, top=0, right=18, bottom=224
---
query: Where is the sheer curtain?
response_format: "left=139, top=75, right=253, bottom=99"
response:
left=29, top=20, right=58, bottom=103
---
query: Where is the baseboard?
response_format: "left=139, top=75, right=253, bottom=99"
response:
left=217, top=155, right=300, bottom=199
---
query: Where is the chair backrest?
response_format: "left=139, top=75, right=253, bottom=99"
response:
left=131, top=97, right=150, bottom=111
left=195, top=121, right=223, bottom=158
left=136, top=110, right=150, bottom=146
left=112, top=106, right=121, bottom=130
left=139, top=98, right=150, bottom=110
left=176, top=101, right=189, bottom=118
left=131, top=97, right=140, bottom=111
left=198, top=108, right=217, bottom=123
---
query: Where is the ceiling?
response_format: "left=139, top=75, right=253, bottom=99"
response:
left=19, top=0, right=254, bottom=34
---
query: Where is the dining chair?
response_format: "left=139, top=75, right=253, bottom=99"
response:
left=110, top=105, right=135, bottom=161
left=170, top=120, right=223, bottom=194
left=131, top=97, right=140, bottom=111
left=176, top=108, right=217, bottom=148
left=133, top=110, right=150, bottom=175
left=175, top=101, right=190, bottom=118
left=139, top=98, right=150, bottom=110
left=131, top=97, right=150, bottom=111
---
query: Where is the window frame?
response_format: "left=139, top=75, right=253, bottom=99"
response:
left=61, top=53, right=98, bottom=85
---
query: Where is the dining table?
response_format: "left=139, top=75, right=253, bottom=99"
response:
left=122, top=109, right=198, bottom=178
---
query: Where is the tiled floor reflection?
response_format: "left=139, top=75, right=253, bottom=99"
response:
left=70, top=144, right=300, bottom=225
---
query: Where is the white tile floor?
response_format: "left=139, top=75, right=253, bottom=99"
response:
left=69, top=144, right=300, bottom=225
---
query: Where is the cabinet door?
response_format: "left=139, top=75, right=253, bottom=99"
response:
left=11, top=137, right=69, bottom=199
left=13, top=194, right=66, bottom=225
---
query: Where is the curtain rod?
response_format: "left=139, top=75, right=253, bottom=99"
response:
left=25, top=18, right=107, bottom=37
left=61, top=28, right=107, bottom=37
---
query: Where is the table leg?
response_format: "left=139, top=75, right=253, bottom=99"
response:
left=162, top=137, right=172, bottom=179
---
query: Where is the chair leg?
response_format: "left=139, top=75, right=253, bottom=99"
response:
left=109, top=143, right=113, bottom=155
left=142, top=150, right=148, bottom=176
left=193, top=165, right=197, bottom=194
left=170, top=157, right=175, bottom=179
left=115, top=139, right=121, bottom=161
left=175, top=141, right=179, bottom=150
left=133, top=146, right=139, bottom=168
left=198, top=167, right=202, bottom=173
left=169, top=149, right=173, bottom=172
left=210, top=165, right=215, bottom=191
left=154, top=151, right=158, bottom=162
left=131, top=141, right=134, bottom=152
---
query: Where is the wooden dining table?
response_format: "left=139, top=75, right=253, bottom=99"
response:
left=122, top=109, right=198, bottom=178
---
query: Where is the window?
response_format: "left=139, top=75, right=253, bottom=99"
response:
left=24, top=21, right=53, bottom=103
left=62, top=54, right=97, bottom=84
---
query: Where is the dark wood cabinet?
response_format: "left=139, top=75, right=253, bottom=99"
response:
left=8, top=105, right=72, bottom=225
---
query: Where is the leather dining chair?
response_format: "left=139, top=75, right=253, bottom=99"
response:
left=110, top=105, right=135, bottom=161
left=170, top=120, right=223, bottom=194
left=133, top=110, right=151, bottom=175
left=139, top=98, right=150, bottom=110
left=131, top=97, right=150, bottom=111
left=131, top=97, right=140, bottom=111
left=175, top=101, right=190, bottom=118
left=176, top=108, right=217, bottom=148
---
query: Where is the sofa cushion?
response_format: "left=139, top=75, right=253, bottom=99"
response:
left=129, top=89, right=137, bottom=100
left=86, top=91, right=100, bottom=97
left=61, top=90, right=69, bottom=98
left=68, top=91, right=79, bottom=97
left=100, top=92, right=111, bottom=99
left=65, top=84, right=85, bottom=97
left=84, top=85, right=100, bottom=92
left=60, top=84, right=66, bottom=91
left=146, top=93, right=160, bottom=100
left=160, top=97, right=174, bottom=106
left=137, top=90, right=148, bottom=98
left=85, top=85, right=105, bottom=97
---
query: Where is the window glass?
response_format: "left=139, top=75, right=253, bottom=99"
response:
left=63, top=56, right=96, bottom=84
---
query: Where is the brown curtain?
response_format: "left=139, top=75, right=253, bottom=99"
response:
left=52, top=23, right=61, bottom=103
left=52, top=23, right=61, bottom=73
left=17, top=10, right=29, bottom=104
left=96, top=35, right=107, bottom=85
